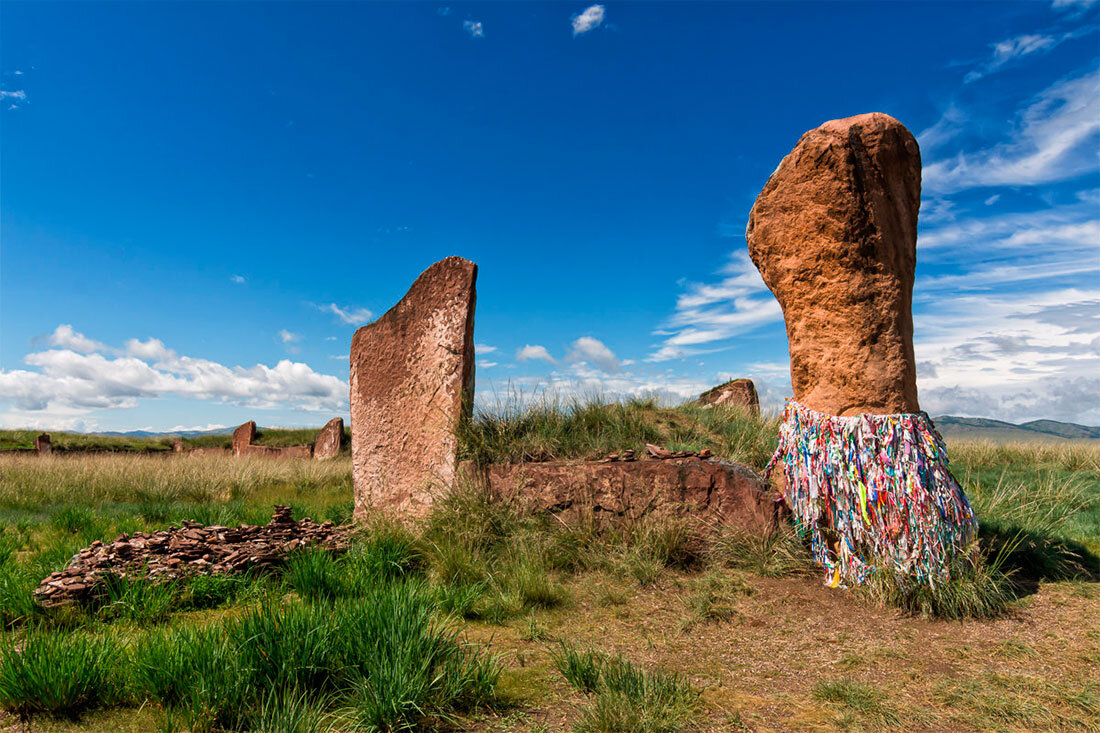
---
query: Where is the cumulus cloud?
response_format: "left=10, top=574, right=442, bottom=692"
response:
left=463, top=20, right=484, bottom=38
left=0, top=328, right=348, bottom=419
left=566, top=337, right=620, bottom=373
left=572, top=4, right=605, bottom=35
left=315, top=303, right=372, bottom=326
left=48, top=325, right=108, bottom=354
left=924, top=69, right=1100, bottom=192
left=516, top=344, right=555, bottom=363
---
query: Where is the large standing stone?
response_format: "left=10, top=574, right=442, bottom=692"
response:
left=350, top=256, right=477, bottom=520
left=746, top=113, right=921, bottom=416
left=35, top=433, right=51, bottom=454
left=696, top=378, right=760, bottom=416
left=232, top=421, right=256, bottom=456
left=313, top=418, right=344, bottom=460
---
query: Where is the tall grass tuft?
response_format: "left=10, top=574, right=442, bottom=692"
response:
left=0, top=628, right=125, bottom=719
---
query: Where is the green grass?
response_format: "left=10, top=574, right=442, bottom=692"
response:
left=812, top=679, right=901, bottom=729
left=458, top=396, right=778, bottom=469
left=551, top=641, right=698, bottom=733
left=0, top=426, right=351, bottom=453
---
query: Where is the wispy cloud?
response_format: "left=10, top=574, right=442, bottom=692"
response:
left=924, top=69, right=1100, bottom=192
left=964, top=33, right=1058, bottom=83
left=463, top=20, right=484, bottom=38
left=516, top=344, right=556, bottom=363
left=566, top=337, right=620, bottom=373
left=0, top=328, right=348, bottom=419
left=478, top=360, right=498, bottom=368
left=648, top=250, right=782, bottom=361
left=314, top=302, right=372, bottom=326
left=475, top=343, right=498, bottom=354
left=230, top=274, right=246, bottom=284
left=572, top=4, right=605, bottom=36
left=278, top=329, right=300, bottom=344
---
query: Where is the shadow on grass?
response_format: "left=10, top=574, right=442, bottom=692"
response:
left=979, top=521, right=1100, bottom=596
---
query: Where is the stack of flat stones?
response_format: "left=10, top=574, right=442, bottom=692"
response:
left=34, top=505, right=346, bottom=608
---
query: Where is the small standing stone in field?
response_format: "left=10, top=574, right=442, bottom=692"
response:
left=313, top=417, right=344, bottom=460
left=172, top=437, right=184, bottom=453
left=696, top=379, right=760, bottom=416
left=746, top=112, right=921, bottom=416
left=350, top=256, right=477, bottom=521
left=232, top=421, right=257, bottom=456
left=35, top=433, right=51, bottom=454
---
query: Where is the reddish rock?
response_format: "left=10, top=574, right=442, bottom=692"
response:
left=469, top=456, right=779, bottom=533
left=313, top=417, right=344, bottom=460
left=35, top=433, right=51, bottom=454
left=746, top=113, right=921, bottom=416
left=696, top=378, right=760, bottom=416
left=232, top=421, right=257, bottom=456
left=172, top=437, right=184, bottom=453
left=350, top=257, right=477, bottom=521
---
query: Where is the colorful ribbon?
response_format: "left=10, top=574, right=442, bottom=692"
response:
left=765, top=399, right=977, bottom=588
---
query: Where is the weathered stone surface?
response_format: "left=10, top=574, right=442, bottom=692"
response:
left=35, top=433, right=51, bottom=454
left=34, top=506, right=347, bottom=608
left=746, top=112, right=921, bottom=416
left=468, top=455, right=780, bottom=533
left=696, top=378, right=760, bottom=416
left=351, top=256, right=477, bottom=521
left=232, top=421, right=257, bottom=456
left=314, top=418, right=344, bottom=460
left=172, top=437, right=184, bottom=453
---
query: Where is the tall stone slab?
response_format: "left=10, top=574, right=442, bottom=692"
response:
left=746, top=113, right=921, bottom=416
left=232, top=421, right=257, bottom=457
left=350, top=256, right=477, bottom=520
left=35, top=433, right=51, bottom=455
left=313, top=417, right=344, bottom=460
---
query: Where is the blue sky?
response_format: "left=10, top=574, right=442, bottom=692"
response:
left=1, top=1, right=1098, bottom=432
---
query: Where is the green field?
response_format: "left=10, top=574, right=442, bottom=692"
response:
left=0, top=427, right=350, bottom=453
left=0, top=402, right=1096, bottom=732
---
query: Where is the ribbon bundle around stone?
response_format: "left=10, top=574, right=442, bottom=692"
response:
left=766, top=399, right=978, bottom=588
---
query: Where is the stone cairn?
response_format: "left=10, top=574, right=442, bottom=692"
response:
left=350, top=256, right=477, bottom=521
left=35, top=506, right=345, bottom=608
left=747, top=113, right=976, bottom=588
left=696, top=378, right=760, bottom=416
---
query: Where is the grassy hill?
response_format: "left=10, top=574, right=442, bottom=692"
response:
left=933, top=415, right=1100, bottom=443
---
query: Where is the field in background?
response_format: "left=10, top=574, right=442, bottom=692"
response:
left=0, top=427, right=350, bottom=453
left=0, top=402, right=1097, bottom=732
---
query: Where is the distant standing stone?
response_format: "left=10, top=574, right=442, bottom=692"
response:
left=172, top=437, right=184, bottom=453
left=35, top=433, right=51, bottom=454
left=350, top=256, right=477, bottom=520
left=746, top=112, right=922, bottom=416
left=313, top=417, right=344, bottom=460
left=696, top=378, right=760, bottom=416
left=232, top=421, right=257, bottom=456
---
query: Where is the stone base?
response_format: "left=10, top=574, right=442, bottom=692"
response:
left=464, top=456, right=781, bottom=533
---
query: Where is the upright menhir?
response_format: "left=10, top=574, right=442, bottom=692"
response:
left=747, top=113, right=977, bottom=588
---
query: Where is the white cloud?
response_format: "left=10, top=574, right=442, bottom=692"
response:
left=1052, top=0, right=1097, bottom=9
left=964, top=34, right=1057, bottom=83
left=463, top=20, right=484, bottom=38
left=278, top=329, right=300, bottom=344
left=0, top=90, right=26, bottom=100
left=649, top=250, right=783, bottom=361
left=315, top=302, right=372, bottom=326
left=924, top=69, right=1100, bottom=192
left=166, top=423, right=229, bottom=433
left=572, top=4, right=605, bottom=35
left=48, top=325, right=108, bottom=354
left=475, top=343, right=498, bottom=354
left=231, top=274, right=246, bottom=284
left=566, top=337, right=621, bottom=373
left=0, top=328, right=349, bottom=418
left=516, top=344, right=556, bottom=363
left=478, top=360, right=498, bottom=368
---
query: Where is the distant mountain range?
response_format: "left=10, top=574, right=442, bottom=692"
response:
left=94, top=427, right=233, bottom=438
left=933, top=416, right=1100, bottom=442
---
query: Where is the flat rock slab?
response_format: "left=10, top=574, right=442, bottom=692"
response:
left=232, top=421, right=257, bottom=456
left=35, top=506, right=346, bottom=608
left=471, top=456, right=780, bottom=533
left=351, top=256, right=477, bottom=520
left=696, top=378, right=760, bottom=416
left=746, top=112, right=921, bottom=416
